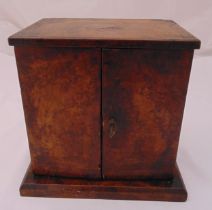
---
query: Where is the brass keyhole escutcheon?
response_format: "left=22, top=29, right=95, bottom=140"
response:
left=109, top=118, right=117, bottom=138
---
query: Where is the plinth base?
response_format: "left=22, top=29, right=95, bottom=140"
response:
left=20, top=164, right=187, bottom=202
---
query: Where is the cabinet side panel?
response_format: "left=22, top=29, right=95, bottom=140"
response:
left=15, top=47, right=101, bottom=178
left=102, top=49, right=193, bottom=179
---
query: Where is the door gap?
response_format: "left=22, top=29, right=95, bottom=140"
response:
left=100, top=48, right=104, bottom=179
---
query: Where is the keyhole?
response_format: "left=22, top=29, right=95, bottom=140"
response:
left=109, top=118, right=117, bottom=138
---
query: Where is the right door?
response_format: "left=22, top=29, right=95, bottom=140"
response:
left=102, top=48, right=193, bottom=180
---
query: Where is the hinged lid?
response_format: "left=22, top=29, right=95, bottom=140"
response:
left=8, top=18, right=200, bottom=49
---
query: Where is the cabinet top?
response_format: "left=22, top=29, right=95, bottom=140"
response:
left=8, top=18, right=200, bottom=49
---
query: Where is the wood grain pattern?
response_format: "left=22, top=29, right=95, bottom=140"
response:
left=20, top=163, right=187, bottom=202
left=15, top=46, right=101, bottom=178
left=8, top=18, right=200, bottom=49
left=9, top=18, right=201, bottom=201
left=102, top=49, right=193, bottom=179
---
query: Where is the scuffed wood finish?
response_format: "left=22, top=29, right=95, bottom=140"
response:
left=20, top=164, right=187, bottom=202
left=8, top=18, right=200, bottom=49
left=102, top=49, right=193, bottom=180
left=15, top=47, right=101, bottom=178
left=8, top=18, right=201, bottom=201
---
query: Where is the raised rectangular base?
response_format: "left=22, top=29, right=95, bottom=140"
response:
left=20, top=164, right=187, bottom=202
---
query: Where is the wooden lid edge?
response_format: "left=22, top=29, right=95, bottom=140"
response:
left=8, top=37, right=201, bottom=49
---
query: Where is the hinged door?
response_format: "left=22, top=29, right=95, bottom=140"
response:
left=102, top=48, right=193, bottom=179
left=15, top=47, right=101, bottom=179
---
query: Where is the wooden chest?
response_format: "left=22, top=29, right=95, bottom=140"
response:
left=8, top=18, right=200, bottom=201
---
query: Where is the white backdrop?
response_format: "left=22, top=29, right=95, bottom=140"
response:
left=0, top=1, right=212, bottom=210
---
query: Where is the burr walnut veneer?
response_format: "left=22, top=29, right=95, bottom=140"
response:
left=8, top=18, right=200, bottom=201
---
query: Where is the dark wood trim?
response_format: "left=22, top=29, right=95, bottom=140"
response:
left=20, top=163, right=187, bottom=202
left=8, top=38, right=200, bottom=49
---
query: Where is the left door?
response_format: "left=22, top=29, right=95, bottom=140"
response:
left=15, top=47, right=101, bottom=179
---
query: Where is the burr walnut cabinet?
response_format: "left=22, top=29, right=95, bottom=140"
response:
left=8, top=18, right=200, bottom=201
